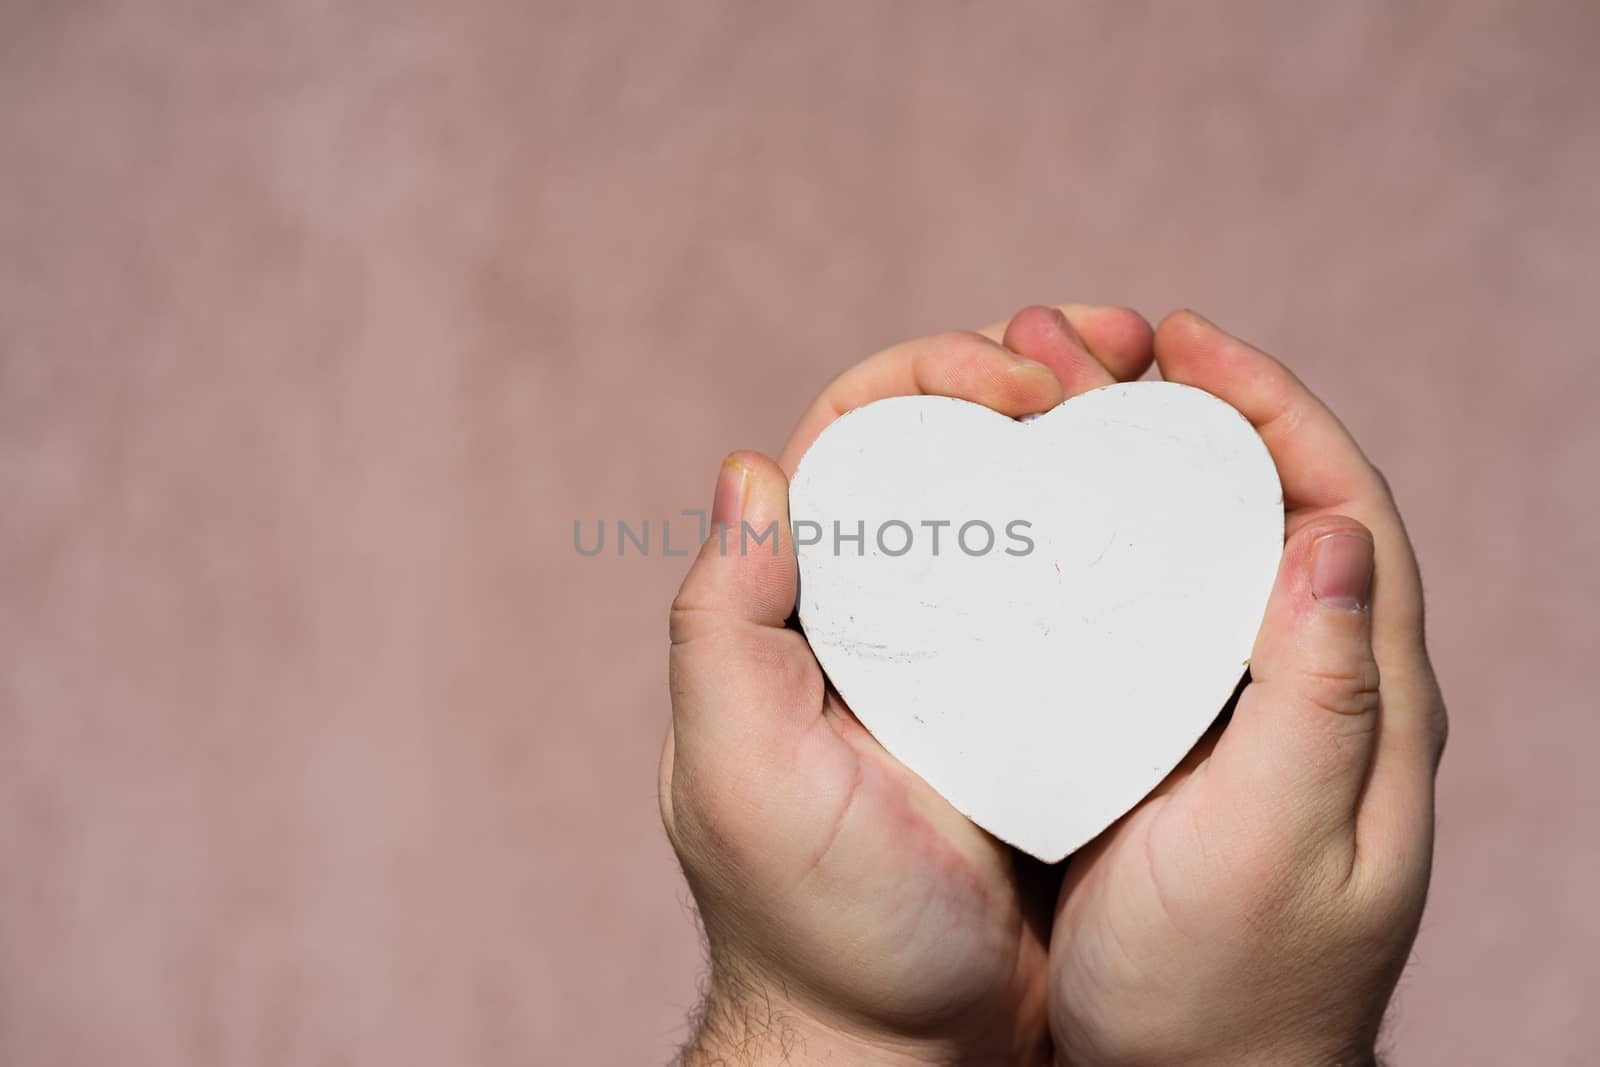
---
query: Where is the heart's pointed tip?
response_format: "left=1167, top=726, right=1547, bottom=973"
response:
left=1028, top=845, right=1073, bottom=865
left=995, top=829, right=1080, bottom=865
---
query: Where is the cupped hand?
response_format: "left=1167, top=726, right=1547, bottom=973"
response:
left=1046, top=312, right=1448, bottom=1067
left=663, top=306, right=1154, bottom=1067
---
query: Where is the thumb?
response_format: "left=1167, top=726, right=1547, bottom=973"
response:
left=668, top=451, right=815, bottom=748
left=1209, top=515, right=1380, bottom=846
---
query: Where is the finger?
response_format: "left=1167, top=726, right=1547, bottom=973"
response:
left=1206, top=516, right=1380, bottom=854
left=667, top=453, right=860, bottom=880
left=777, top=330, right=1063, bottom=473
left=669, top=452, right=820, bottom=748
left=1153, top=310, right=1438, bottom=768
left=980, top=303, right=1155, bottom=383
left=998, top=305, right=1118, bottom=395
left=1351, top=659, right=1445, bottom=883
left=1153, top=310, right=1391, bottom=514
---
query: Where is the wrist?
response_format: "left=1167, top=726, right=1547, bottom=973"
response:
left=1152, top=1046, right=1380, bottom=1067
left=1233, top=1037, right=1381, bottom=1067
left=680, top=998, right=929, bottom=1067
left=680, top=992, right=931, bottom=1067
left=680, top=961, right=1028, bottom=1067
left=1054, top=1037, right=1379, bottom=1067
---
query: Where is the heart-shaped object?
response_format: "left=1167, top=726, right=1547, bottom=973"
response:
left=788, top=382, right=1283, bottom=861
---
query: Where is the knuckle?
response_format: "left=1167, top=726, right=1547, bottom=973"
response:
left=935, top=328, right=991, bottom=349
left=668, top=586, right=716, bottom=645
left=1301, top=656, right=1383, bottom=719
left=915, top=330, right=989, bottom=367
left=1270, top=393, right=1308, bottom=443
left=667, top=596, right=693, bottom=642
left=1429, top=697, right=1451, bottom=767
left=1345, top=852, right=1430, bottom=938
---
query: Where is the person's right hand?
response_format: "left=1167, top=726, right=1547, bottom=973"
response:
left=1046, top=311, right=1449, bottom=1067
left=663, top=306, right=1155, bottom=1067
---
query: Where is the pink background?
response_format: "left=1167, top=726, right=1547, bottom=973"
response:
left=2, top=3, right=1595, bottom=1063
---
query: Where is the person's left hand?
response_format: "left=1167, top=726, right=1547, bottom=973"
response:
left=1044, top=311, right=1447, bottom=1067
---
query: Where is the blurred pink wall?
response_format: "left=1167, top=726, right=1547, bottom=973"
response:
left=2, top=2, right=1596, bottom=1063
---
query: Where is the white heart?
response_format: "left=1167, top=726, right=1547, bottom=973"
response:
left=788, top=382, right=1283, bottom=861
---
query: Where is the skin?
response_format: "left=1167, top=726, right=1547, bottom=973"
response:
left=661, top=307, right=1446, bottom=1066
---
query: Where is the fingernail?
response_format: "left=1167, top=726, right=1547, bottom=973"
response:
left=1050, top=307, right=1083, bottom=344
left=1310, top=532, right=1373, bottom=611
left=1007, top=340, right=1054, bottom=371
left=1006, top=353, right=1055, bottom=381
left=712, top=456, right=749, bottom=527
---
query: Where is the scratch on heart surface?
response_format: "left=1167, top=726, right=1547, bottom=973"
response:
left=810, top=631, right=935, bottom=664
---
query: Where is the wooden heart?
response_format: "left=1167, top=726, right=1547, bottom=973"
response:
left=788, top=382, right=1283, bottom=861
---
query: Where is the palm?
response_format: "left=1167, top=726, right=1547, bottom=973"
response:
left=1048, top=727, right=1236, bottom=1057
left=758, top=629, right=1054, bottom=1056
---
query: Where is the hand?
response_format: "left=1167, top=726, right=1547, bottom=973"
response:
left=1046, top=311, right=1448, bottom=1067
left=662, top=306, right=1156, bottom=1066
